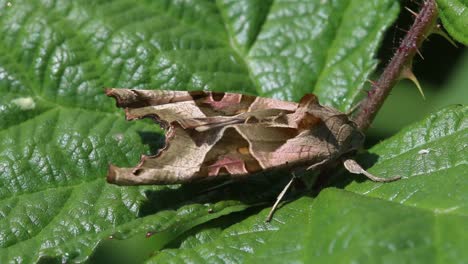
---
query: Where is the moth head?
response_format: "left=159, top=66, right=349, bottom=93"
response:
left=348, top=126, right=365, bottom=151
left=337, top=121, right=365, bottom=154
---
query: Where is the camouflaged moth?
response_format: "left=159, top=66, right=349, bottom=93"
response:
left=105, top=89, right=400, bottom=220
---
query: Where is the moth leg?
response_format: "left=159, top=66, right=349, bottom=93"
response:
left=265, top=175, right=296, bottom=222
left=197, top=179, right=237, bottom=194
left=343, top=159, right=401, bottom=182
left=306, top=158, right=329, bottom=170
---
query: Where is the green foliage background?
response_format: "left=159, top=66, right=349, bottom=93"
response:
left=0, top=0, right=466, bottom=263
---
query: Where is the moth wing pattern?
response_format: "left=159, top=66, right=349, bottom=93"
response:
left=106, top=89, right=364, bottom=185
left=106, top=89, right=297, bottom=123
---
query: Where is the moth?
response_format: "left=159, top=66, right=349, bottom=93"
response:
left=106, top=89, right=400, bottom=220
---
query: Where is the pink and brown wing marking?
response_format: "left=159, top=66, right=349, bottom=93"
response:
left=231, top=126, right=335, bottom=169
left=195, top=127, right=263, bottom=177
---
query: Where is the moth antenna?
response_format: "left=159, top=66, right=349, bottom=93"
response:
left=343, top=159, right=401, bottom=182
left=345, top=101, right=362, bottom=116
left=265, top=175, right=296, bottom=222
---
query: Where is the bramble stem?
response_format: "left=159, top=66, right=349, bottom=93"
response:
left=355, top=0, right=438, bottom=131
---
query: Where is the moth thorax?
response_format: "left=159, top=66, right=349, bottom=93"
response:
left=338, top=123, right=365, bottom=153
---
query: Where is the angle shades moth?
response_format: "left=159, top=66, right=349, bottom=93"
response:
left=105, top=89, right=400, bottom=186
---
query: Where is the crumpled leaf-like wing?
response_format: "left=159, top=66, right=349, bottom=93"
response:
left=106, top=89, right=349, bottom=185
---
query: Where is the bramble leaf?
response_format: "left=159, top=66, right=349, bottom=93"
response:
left=0, top=0, right=431, bottom=262
left=149, top=105, right=467, bottom=263
left=436, top=0, right=468, bottom=45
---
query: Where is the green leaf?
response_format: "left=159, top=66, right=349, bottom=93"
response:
left=0, top=0, right=399, bottom=262
left=149, top=105, right=467, bottom=263
left=436, top=0, right=468, bottom=45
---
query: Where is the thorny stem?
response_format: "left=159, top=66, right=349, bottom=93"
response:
left=354, top=0, right=438, bottom=131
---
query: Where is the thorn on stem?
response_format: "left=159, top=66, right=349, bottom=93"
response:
left=405, top=6, right=419, bottom=17
left=400, top=67, right=426, bottom=100
left=416, top=48, right=425, bottom=60
left=431, top=24, right=458, bottom=47
left=366, top=79, right=378, bottom=86
left=395, top=26, right=409, bottom=33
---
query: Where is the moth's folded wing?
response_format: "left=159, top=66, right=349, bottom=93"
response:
left=107, top=113, right=298, bottom=186
left=106, top=122, right=267, bottom=185
left=179, top=123, right=331, bottom=179
left=233, top=126, right=333, bottom=169
left=106, top=89, right=203, bottom=108
left=106, top=89, right=302, bottom=185
left=106, top=89, right=214, bottom=122
left=106, top=89, right=298, bottom=122
left=107, top=124, right=219, bottom=185
left=176, top=109, right=292, bottom=131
